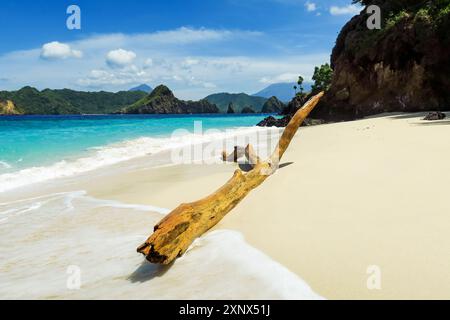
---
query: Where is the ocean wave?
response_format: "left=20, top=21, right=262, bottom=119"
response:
left=0, top=127, right=281, bottom=193
left=0, top=190, right=321, bottom=299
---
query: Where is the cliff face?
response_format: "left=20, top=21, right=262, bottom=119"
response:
left=125, top=85, right=219, bottom=114
left=319, top=1, right=450, bottom=120
left=0, top=100, right=21, bottom=115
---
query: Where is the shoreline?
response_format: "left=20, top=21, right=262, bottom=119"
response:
left=1, top=112, right=449, bottom=299
left=0, top=123, right=281, bottom=193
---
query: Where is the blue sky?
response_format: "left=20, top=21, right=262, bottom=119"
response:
left=0, top=0, right=363, bottom=99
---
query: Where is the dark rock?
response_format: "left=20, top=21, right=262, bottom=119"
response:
left=257, top=115, right=291, bottom=127
left=423, top=112, right=446, bottom=121
left=280, top=94, right=310, bottom=116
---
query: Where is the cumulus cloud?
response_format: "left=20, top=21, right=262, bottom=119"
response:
left=106, top=49, right=136, bottom=68
left=78, top=64, right=149, bottom=87
left=305, top=1, right=317, bottom=12
left=330, top=4, right=361, bottom=16
left=40, top=41, right=83, bottom=60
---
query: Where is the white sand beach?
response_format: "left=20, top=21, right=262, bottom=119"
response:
left=1, top=113, right=449, bottom=299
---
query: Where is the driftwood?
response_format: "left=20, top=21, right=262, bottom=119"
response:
left=137, top=92, right=324, bottom=264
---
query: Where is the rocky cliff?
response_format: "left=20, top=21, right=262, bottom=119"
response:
left=317, top=0, right=450, bottom=120
left=0, top=100, right=21, bottom=115
left=124, top=85, right=219, bottom=114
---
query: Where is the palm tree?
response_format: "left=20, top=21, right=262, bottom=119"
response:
left=297, top=76, right=304, bottom=94
left=293, top=85, right=297, bottom=95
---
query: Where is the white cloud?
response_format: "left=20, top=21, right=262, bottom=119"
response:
left=40, top=41, right=83, bottom=60
left=135, top=27, right=238, bottom=44
left=0, top=26, right=328, bottom=100
left=305, top=1, right=317, bottom=12
left=106, top=49, right=137, bottom=68
left=330, top=4, right=361, bottom=16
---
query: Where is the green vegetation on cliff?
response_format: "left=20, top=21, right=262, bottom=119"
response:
left=348, top=0, right=450, bottom=58
left=0, top=87, right=147, bottom=115
left=318, top=0, right=450, bottom=120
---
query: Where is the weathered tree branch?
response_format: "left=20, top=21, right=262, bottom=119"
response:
left=137, top=92, right=324, bottom=264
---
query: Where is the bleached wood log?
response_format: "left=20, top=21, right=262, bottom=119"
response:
left=137, top=92, right=324, bottom=264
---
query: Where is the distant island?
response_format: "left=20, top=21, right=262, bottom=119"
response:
left=122, top=85, right=219, bottom=114
left=0, top=86, right=147, bottom=115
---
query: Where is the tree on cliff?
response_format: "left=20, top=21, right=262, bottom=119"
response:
left=311, top=63, right=333, bottom=92
left=297, top=76, right=304, bottom=94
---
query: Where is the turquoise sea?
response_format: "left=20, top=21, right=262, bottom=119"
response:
left=0, top=114, right=271, bottom=191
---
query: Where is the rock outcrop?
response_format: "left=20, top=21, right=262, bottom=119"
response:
left=256, top=115, right=291, bottom=127
left=124, top=85, right=219, bottom=114
left=423, top=111, right=446, bottom=121
left=280, top=95, right=307, bottom=116
left=261, top=96, right=285, bottom=113
left=0, top=86, right=146, bottom=115
left=0, top=100, right=21, bottom=115
left=316, top=1, right=450, bottom=120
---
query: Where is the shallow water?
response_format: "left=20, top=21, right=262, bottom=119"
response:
left=0, top=191, right=321, bottom=300
left=0, top=114, right=277, bottom=192
left=0, top=114, right=270, bottom=173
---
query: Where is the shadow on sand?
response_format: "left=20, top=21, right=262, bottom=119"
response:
left=387, top=112, right=428, bottom=120
left=413, top=120, right=450, bottom=126
left=238, top=162, right=294, bottom=172
left=128, top=260, right=172, bottom=283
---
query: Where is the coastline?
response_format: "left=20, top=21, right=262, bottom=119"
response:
left=1, top=112, right=449, bottom=299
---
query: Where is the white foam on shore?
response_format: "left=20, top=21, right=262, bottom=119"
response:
left=0, top=126, right=281, bottom=193
left=0, top=191, right=322, bottom=300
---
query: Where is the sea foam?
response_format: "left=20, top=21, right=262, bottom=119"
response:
left=0, top=127, right=281, bottom=193
left=0, top=191, right=322, bottom=299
